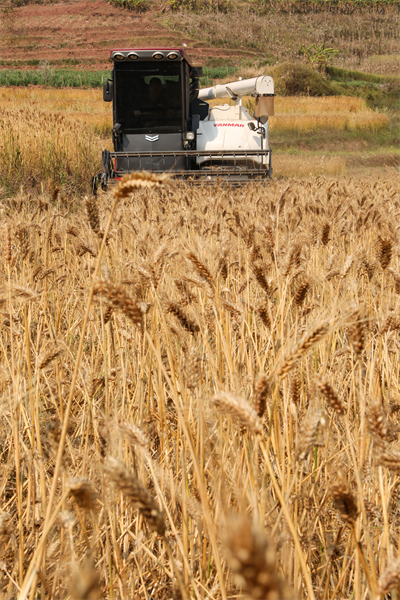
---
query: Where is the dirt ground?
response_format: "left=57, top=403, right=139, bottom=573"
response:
left=0, top=0, right=253, bottom=68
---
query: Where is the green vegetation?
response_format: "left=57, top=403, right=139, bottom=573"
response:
left=7, top=0, right=58, bottom=5
left=200, top=65, right=238, bottom=86
left=0, top=66, right=238, bottom=88
left=300, top=42, right=339, bottom=71
left=272, top=61, right=339, bottom=96
left=269, top=62, right=399, bottom=100
left=0, top=69, right=111, bottom=88
left=0, top=58, right=96, bottom=68
left=324, top=66, right=400, bottom=111
left=326, top=65, right=399, bottom=83
left=167, top=0, right=231, bottom=11
left=108, top=0, right=149, bottom=11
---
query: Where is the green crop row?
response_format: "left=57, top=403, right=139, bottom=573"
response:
left=0, top=70, right=111, bottom=88
left=0, top=59, right=95, bottom=68
left=326, top=65, right=399, bottom=84
left=0, top=66, right=237, bottom=88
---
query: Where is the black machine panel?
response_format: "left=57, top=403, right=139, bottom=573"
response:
left=114, top=62, right=183, bottom=136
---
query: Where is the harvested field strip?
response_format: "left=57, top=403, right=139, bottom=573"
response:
left=270, top=112, right=389, bottom=132
left=273, top=154, right=347, bottom=177
left=255, top=96, right=389, bottom=131
left=275, top=96, right=377, bottom=114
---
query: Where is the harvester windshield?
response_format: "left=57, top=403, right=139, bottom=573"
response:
left=115, top=62, right=182, bottom=134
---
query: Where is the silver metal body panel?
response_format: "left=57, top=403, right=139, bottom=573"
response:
left=117, top=133, right=185, bottom=172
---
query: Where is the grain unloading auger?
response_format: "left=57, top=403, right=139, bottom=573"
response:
left=92, top=47, right=274, bottom=192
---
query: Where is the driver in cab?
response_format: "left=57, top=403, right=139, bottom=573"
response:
left=134, top=78, right=163, bottom=117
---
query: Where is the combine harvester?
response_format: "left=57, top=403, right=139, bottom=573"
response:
left=93, top=47, right=274, bottom=191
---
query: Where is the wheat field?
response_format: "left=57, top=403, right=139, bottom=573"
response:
left=0, top=172, right=400, bottom=600
left=0, top=87, right=391, bottom=193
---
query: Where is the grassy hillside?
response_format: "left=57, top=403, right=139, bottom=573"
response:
left=0, top=0, right=399, bottom=74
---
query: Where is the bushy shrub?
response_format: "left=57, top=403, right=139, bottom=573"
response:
left=272, top=61, right=338, bottom=96
left=108, top=0, right=149, bottom=12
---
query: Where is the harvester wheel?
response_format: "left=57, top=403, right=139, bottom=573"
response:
left=91, top=170, right=103, bottom=196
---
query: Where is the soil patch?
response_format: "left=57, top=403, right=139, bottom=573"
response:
left=0, top=0, right=255, bottom=69
left=346, top=153, right=400, bottom=168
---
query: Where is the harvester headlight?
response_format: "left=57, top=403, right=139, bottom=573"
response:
left=128, top=52, right=139, bottom=60
left=186, top=132, right=195, bottom=140
left=114, top=53, right=125, bottom=61
left=153, top=52, right=164, bottom=60
left=167, top=52, right=179, bottom=60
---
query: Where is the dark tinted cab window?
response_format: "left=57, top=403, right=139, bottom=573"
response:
left=115, top=62, right=183, bottom=134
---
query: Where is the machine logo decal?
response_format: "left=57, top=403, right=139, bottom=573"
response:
left=213, top=123, right=244, bottom=128
left=145, top=135, right=160, bottom=142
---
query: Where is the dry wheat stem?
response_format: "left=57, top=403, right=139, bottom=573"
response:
left=19, top=195, right=121, bottom=600
left=259, top=439, right=315, bottom=599
left=143, top=329, right=228, bottom=600
left=145, top=331, right=227, bottom=600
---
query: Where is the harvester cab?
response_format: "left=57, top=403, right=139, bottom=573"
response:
left=93, top=47, right=274, bottom=191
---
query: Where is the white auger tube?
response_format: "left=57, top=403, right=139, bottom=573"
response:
left=198, top=75, right=274, bottom=101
